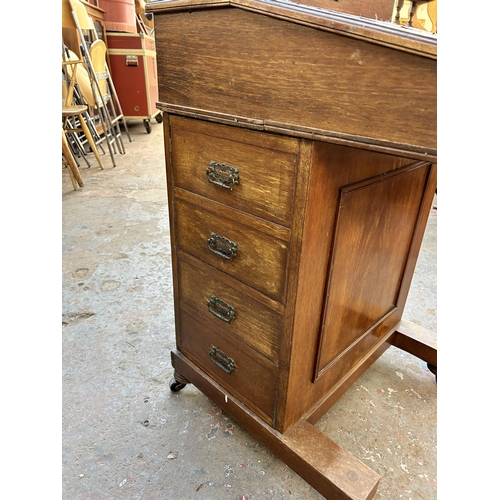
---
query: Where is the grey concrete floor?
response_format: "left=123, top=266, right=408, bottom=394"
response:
left=62, top=120, right=437, bottom=500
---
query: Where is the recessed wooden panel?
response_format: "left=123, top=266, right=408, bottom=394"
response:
left=315, top=162, right=430, bottom=377
left=170, top=116, right=299, bottom=226
left=177, top=252, right=283, bottom=364
left=278, top=142, right=417, bottom=430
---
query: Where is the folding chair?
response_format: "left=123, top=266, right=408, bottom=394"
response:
left=62, top=54, right=105, bottom=172
left=67, top=0, right=132, bottom=168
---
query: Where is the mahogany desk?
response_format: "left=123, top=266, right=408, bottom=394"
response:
left=146, top=1, right=437, bottom=497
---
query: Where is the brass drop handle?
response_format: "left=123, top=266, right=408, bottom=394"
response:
left=207, top=232, right=238, bottom=260
left=206, top=161, right=239, bottom=190
left=209, top=346, right=236, bottom=374
left=207, top=295, right=235, bottom=323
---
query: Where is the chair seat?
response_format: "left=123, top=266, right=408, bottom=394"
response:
left=62, top=104, right=88, bottom=117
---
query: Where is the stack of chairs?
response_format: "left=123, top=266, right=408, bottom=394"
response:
left=62, top=50, right=106, bottom=189
left=62, top=0, right=131, bottom=187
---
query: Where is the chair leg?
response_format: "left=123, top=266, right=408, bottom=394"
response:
left=62, top=130, right=84, bottom=189
left=66, top=126, right=92, bottom=168
left=78, top=112, right=105, bottom=169
left=95, top=104, right=118, bottom=167
left=64, top=157, right=79, bottom=191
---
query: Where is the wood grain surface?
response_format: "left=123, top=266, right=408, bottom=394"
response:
left=154, top=5, right=436, bottom=152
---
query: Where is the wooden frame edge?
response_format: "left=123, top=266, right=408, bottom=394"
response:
left=390, top=319, right=437, bottom=368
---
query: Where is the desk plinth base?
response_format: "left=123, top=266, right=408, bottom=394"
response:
left=170, top=349, right=380, bottom=500
left=169, top=319, right=436, bottom=500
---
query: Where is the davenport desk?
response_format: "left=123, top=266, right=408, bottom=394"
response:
left=146, top=0, right=437, bottom=497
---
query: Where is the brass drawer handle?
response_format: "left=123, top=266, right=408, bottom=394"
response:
left=207, top=295, right=235, bottom=323
left=207, top=232, right=238, bottom=260
left=206, top=161, right=239, bottom=190
left=209, top=346, right=236, bottom=374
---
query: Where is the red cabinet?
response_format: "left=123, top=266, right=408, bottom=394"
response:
left=106, top=32, right=161, bottom=132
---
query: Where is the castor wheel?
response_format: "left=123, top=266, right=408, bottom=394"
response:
left=143, top=119, right=152, bottom=133
left=169, top=379, right=187, bottom=392
left=155, top=113, right=163, bottom=124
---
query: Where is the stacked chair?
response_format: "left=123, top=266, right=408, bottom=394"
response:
left=62, top=50, right=105, bottom=189
left=62, top=0, right=132, bottom=188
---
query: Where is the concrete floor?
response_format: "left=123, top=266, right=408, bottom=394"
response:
left=62, top=119, right=437, bottom=500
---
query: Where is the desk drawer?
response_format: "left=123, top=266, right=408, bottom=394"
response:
left=179, top=308, right=277, bottom=424
left=177, top=252, right=282, bottom=365
left=174, top=193, right=289, bottom=303
left=170, top=115, right=299, bottom=227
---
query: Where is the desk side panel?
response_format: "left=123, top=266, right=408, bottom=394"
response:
left=315, top=161, right=431, bottom=377
left=279, top=142, right=435, bottom=431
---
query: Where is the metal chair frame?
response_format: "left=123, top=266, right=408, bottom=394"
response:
left=68, top=0, right=132, bottom=168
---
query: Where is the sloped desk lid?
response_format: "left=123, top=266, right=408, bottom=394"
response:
left=146, top=0, right=436, bottom=58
